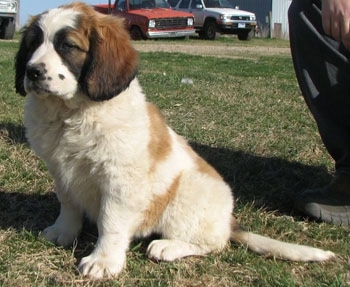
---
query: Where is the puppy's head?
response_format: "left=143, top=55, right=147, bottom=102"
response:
left=15, top=2, right=138, bottom=101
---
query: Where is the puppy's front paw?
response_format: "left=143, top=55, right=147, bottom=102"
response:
left=78, top=252, right=126, bottom=279
left=42, top=224, right=79, bottom=247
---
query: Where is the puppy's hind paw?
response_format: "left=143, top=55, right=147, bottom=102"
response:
left=147, top=239, right=206, bottom=261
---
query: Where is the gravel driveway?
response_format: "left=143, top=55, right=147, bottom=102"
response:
left=132, top=40, right=291, bottom=59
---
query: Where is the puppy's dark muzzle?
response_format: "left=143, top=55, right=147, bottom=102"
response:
left=26, top=63, right=47, bottom=82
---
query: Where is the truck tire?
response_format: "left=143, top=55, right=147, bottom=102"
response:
left=0, top=19, right=16, bottom=40
left=237, top=29, right=253, bottom=41
left=130, top=26, right=144, bottom=41
left=202, top=20, right=219, bottom=40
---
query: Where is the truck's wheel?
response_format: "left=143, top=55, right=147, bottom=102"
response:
left=0, top=19, right=16, bottom=40
left=198, top=31, right=205, bottom=39
left=237, top=30, right=253, bottom=41
left=130, top=26, right=144, bottom=41
left=203, top=20, right=219, bottom=40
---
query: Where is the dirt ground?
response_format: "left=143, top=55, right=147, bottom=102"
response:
left=2, top=37, right=290, bottom=59
left=132, top=40, right=291, bottom=59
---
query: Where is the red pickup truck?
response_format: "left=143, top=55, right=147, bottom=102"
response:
left=93, top=1, right=195, bottom=40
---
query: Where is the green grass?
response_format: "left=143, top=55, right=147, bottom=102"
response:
left=0, top=37, right=349, bottom=286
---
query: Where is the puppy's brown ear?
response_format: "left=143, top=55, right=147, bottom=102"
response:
left=14, top=17, right=43, bottom=96
left=83, top=16, right=138, bottom=101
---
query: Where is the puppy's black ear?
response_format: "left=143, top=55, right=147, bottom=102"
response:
left=15, top=31, right=29, bottom=96
left=82, top=16, right=138, bottom=101
left=15, top=17, right=43, bottom=96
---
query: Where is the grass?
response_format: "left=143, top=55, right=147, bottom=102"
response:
left=0, top=36, right=349, bottom=286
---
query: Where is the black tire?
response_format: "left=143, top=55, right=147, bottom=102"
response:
left=237, top=30, right=253, bottom=41
left=0, top=19, right=16, bottom=40
left=130, top=26, right=144, bottom=41
left=203, top=20, right=219, bottom=40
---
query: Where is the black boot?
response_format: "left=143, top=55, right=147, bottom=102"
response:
left=294, top=173, right=350, bottom=226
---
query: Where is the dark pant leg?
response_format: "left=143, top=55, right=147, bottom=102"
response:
left=289, top=0, right=350, bottom=173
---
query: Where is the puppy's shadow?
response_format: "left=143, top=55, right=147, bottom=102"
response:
left=0, top=191, right=58, bottom=232
left=0, top=122, right=27, bottom=145
left=191, top=142, right=331, bottom=214
left=0, top=122, right=55, bottom=232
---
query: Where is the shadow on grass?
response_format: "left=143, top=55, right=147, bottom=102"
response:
left=0, top=121, right=27, bottom=144
left=191, top=142, right=332, bottom=215
left=0, top=191, right=58, bottom=232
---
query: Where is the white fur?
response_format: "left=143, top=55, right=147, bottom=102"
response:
left=25, top=78, right=234, bottom=277
left=25, top=42, right=78, bottom=99
left=18, top=3, right=335, bottom=280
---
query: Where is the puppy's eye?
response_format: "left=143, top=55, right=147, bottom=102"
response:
left=60, top=41, right=79, bottom=52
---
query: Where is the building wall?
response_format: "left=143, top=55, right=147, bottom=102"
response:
left=230, top=0, right=271, bottom=36
left=271, top=0, right=291, bottom=39
left=16, top=0, right=20, bottom=29
left=230, top=0, right=291, bottom=39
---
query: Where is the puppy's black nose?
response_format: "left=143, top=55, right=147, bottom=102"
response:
left=26, top=63, right=47, bottom=81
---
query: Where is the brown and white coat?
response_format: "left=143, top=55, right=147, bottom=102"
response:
left=15, top=2, right=334, bottom=279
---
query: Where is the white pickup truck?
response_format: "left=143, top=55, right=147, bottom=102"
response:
left=0, top=0, right=17, bottom=39
left=172, top=0, right=256, bottom=40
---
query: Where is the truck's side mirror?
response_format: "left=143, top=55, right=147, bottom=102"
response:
left=195, top=4, right=203, bottom=8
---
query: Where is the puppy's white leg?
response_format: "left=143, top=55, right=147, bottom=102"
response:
left=147, top=239, right=209, bottom=261
left=78, top=195, right=132, bottom=279
left=78, top=233, right=129, bottom=279
left=42, top=200, right=83, bottom=247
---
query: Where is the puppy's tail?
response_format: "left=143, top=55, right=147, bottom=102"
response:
left=230, top=217, right=335, bottom=262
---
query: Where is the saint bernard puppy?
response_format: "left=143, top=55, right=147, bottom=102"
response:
left=15, top=2, right=334, bottom=279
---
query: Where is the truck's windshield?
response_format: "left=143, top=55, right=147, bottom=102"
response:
left=203, top=0, right=234, bottom=8
left=129, top=0, right=170, bottom=9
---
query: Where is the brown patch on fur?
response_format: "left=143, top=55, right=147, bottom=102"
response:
left=195, top=156, right=223, bottom=180
left=147, top=103, right=172, bottom=173
left=65, top=2, right=139, bottom=101
left=55, top=28, right=90, bottom=78
left=140, top=174, right=181, bottom=233
left=65, top=29, right=90, bottom=53
left=175, top=135, right=222, bottom=180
